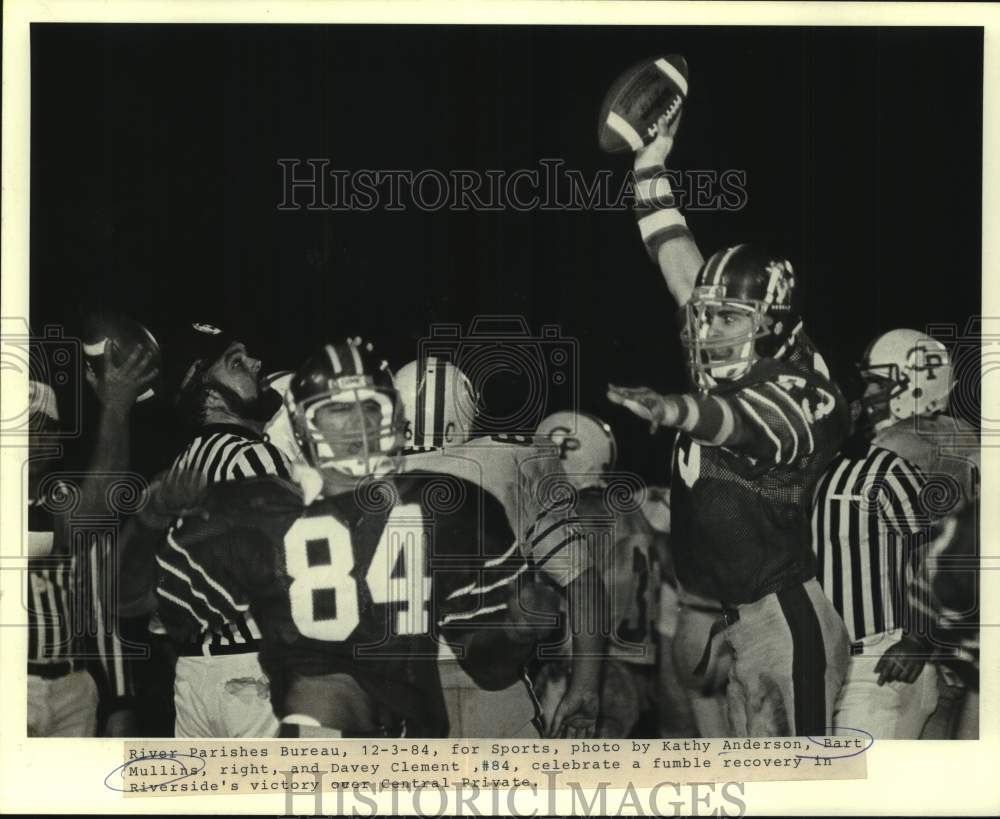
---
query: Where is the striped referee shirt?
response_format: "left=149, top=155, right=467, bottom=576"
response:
left=811, top=443, right=931, bottom=642
left=155, top=423, right=290, bottom=653
left=28, top=496, right=133, bottom=701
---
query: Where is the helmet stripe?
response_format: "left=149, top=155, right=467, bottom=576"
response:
left=348, top=343, right=364, bottom=375
left=432, top=358, right=448, bottom=447
left=710, top=244, right=744, bottom=284
left=414, top=361, right=428, bottom=447
left=325, top=344, right=342, bottom=374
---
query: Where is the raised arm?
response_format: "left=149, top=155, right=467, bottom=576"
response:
left=632, top=114, right=704, bottom=307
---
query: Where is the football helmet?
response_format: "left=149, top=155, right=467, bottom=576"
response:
left=286, top=339, right=405, bottom=478
left=680, top=244, right=800, bottom=391
left=536, top=410, right=617, bottom=489
left=859, top=329, right=952, bottom=424
left=394, top=357, right=478, bottom=449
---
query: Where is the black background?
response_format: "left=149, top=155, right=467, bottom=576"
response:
left=29, top=25, right=983, bottom=479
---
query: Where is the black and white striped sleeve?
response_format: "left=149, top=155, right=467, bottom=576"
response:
left=877, top=454, right=931, bottom=536
left=226, top=441, right=291, bottom=480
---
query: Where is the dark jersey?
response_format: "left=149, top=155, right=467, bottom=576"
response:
left=163, top=469, right=527, bottom=736
left=670, top=354, right=850, bottom=604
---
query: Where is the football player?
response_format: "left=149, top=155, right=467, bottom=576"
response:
left=533, top=411, right=694, bottom=738
left=857, top=328, right=980, bottom=738
left=27, top=342, right=155, bottom=736
left=608, top=243, right=852, bottom=737
left=395, top=358, right=604, bottom=738
left=129, top=339, right=553, bottom=737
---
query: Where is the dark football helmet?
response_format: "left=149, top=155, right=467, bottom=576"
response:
left=286, top=338, right=405, bottom=478
left=680, top=244, right=800, bottom=391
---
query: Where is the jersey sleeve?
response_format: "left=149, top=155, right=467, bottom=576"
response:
left=523, top=495, right=590, bottom=587
left=226, top=440, right=291, bottom=480
left=155, top=479, right=289, bottom=643
left=429, top=479, right=537, bottom=689
left=877, top=453, right=932, bottom=536
left=729, top=372, right=843, bottom=468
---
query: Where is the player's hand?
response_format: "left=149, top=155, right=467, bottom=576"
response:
left=86, top=343, right=159, bottom=412
left=548, top=685, right=600, bottom=739
left=874, top=636, right=928, bottom=686
left=634, top=111, right=683, bottom=171
left=607, top=384, right=677, bottom=434
left=139, top=470, right=208, bottom=529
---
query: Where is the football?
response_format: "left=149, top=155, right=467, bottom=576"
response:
left=597, top=55, right=689, bottom=154
left=81, top=311, right=163, bottom=402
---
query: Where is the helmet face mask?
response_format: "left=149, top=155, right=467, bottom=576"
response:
left=682, top=246, right=799, bottom=392
left=680, top=288, right=772, bottom=389
left=287, top=341, right=405, bottom=480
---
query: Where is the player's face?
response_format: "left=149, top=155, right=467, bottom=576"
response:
left=702, top=306, right=755, bottom=363
left=860, top=376, right=893, bottom=424
left=205, top=342, right=264, bottom=402
left=313, top=397, right=385, bottom=459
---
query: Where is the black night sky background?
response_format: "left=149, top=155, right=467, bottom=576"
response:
left=29, top=24, right=983, bottom=478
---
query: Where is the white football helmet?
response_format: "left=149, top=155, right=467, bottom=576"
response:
left=536, top=411, right=617, bottom=489
left=395, top=357, right=478, bottom=449
left=860, top=329, right=952, bottom=423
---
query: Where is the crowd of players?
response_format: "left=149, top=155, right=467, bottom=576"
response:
left=25, top=110, right=980, bottom=743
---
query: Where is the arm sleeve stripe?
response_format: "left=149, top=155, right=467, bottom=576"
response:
left=535, top=531, right=586, bottom=569
left=155, top=556, right=229, bottom=619
left=735, top=396, right=783, bottom=464
left=439, top=603, right=509, bottom=626
left=637, top=208, right=688, bottom=241
left=765, top=381, right=816, bottom=454
left=634, top=177, right=675, bottom=207
left=531, top=516, right=585, bottom=549
left=484, top=541, right=520, bottom=568
left=445, top=562, right=529, bottom=601
left=157, top=588, right=210, bottom=629
left=524, top=501, right=568, bottom=542
left=743, top=387, right=799, bottom=462
left=710, top=395, right=735, bottom=445
left=165, top=530, right=246, bottom=611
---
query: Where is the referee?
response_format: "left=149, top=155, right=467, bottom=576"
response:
left=812, top=429, right=937, bottom=739
left=121, top=322, right=290, bottom=738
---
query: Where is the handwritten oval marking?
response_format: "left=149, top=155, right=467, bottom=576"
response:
left=104, top=753, right=204, bottom=793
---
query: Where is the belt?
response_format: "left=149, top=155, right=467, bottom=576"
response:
left=693, top=606, right=740, bottom=676
left=28, top=660, right=74, bottom=679
left=176, top=641, right=260, bottom=658
left=850, top=641, right=865, bottom=656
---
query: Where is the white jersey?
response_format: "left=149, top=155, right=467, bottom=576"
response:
left=874, top=413, right=979, bottom=511
left=400, top=434, right=588, bottom=586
